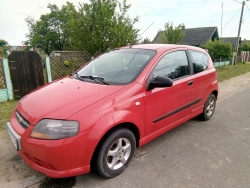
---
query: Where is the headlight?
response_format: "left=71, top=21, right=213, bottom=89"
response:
left=30, top=119, right=79, bottom=140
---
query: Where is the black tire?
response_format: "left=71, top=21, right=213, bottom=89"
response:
left=200, top=94, right=216, bottom=121
left=94, top=128, right=136, bottom=178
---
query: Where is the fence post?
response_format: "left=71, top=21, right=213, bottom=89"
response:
left=232, top=52, right=236, bottom=65
left=3, top=58, right=13, bottom=100
left=45, top=57, right=52, bottom=83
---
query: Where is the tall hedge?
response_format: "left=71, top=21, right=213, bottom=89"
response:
left=200, top=40, right=232, bottom=60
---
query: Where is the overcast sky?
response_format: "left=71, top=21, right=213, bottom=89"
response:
left=0, top=0, right=249, bottom=45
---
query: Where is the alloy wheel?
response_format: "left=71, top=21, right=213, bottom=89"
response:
left=106, top=138, right=131, bottom=170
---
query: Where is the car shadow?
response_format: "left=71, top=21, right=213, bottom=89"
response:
left=38, top=176, right=76, bottom=188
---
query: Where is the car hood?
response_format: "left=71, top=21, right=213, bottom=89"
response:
left=17, top=77, right=125, bottom=125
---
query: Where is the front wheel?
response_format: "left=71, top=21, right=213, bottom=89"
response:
left=200, top=94, right=216, bottom=121
left=94, top=128, right=136, bottom=178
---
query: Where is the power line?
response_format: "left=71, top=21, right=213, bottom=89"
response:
left=219, top=9, right=241, bottom=32
left=245, top=4, right=250, bottom=11
left=139, top=22, right=154, bottom=37
left=221, top=1, right=245, bottom=35
left=233, top=0, right=242, bottom=3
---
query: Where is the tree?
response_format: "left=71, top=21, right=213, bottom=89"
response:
left=141, top=37, right=151, bottom=44
left=160, top=22, right=185, bottom=44
left=200, top=40, right=232, bottom=60
left=66, top=0, right=139, bottom=55
left=0, top=39, right=9, bottom=58
left=238, top=41, right=250, bottom=55
left=24, top=4, right=75, bottom=55
left=0, top=47, right=3, bottom=58
left=24, top=0, right=139, bottom=56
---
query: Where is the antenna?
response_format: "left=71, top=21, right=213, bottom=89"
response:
left=221, top=2, right=223, bottom=37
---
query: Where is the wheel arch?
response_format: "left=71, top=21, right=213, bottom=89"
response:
left=211, top=90, right=218, bottom=99
left=90, top=122, right=140, bottom=167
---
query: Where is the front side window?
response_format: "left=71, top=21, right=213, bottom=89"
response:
left=189, top=50, right=209, bottom=74
left=76, top=49, right=156, bottom=85
left=153, top=51, right=190, bottom=80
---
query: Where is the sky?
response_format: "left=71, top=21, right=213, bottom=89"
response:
left=0, top=0, right=250, bottom=46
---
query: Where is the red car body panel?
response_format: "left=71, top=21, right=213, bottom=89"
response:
left=17, top=78, right=125, bottom=125
left=7, top=44, right=218, bottom=178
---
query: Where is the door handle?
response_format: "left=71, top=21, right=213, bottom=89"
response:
left=188, top=81, right=193, bottom=86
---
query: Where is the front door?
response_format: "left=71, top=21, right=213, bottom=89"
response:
left=144, top=50, right=198, bottom=136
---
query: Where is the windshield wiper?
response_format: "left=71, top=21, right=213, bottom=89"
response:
left=71, top=72, right=86, bottom=82
left=80, top=76, right=109, bottom=85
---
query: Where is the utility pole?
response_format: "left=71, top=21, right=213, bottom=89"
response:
left=234, top=0, right=249, bottom=64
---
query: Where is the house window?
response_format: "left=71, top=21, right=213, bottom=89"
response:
left=153, top=51, right=190, bottom=79
left=189, top=50, right=208, bottom=74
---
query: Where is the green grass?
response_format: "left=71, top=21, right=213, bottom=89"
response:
left=0, top=100, right=18, bottom=130
left=216, top=62, right=250, bottom=82
left=0, top=100, right=18, bottom=120
left=0, top=62, right=250, bottom=128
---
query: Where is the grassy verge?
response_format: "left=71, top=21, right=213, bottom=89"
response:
left=0, top=63, right=250, bottom=129
left=0, top=100, right=18, bottom=120
left=216, top=62, right=250, bottom=82
left=0, top=100, right=18, bottom=130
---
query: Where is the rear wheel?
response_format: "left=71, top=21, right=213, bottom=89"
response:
left=94, top=128, right=136, bottom=178
left=200, top=94, right=216, bottom=121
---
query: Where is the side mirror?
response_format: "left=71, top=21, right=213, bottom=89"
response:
left=150, top=76, right=173, bottom=88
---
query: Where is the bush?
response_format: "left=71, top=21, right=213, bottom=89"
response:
left=200, top=40, right=232, bottom=60
left=0, top=47, right=4, bottom=58
left=238, top=42, right=250, bottom=55
left=63, top=58, right=77, bottom=75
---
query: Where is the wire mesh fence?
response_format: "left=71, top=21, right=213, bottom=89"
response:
left=0, top=59, right=6, bottom=89
left=49, top=51, right=92, bottom=80
left=93, top=51, right=103, bottom=59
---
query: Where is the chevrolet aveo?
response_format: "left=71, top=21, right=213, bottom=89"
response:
left=6, top=44, right=218, bottom=178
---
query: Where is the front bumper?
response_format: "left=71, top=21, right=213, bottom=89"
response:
left=5, top=121, right=92, bottom=178
left=19, top=151, right=90, bottom=178
left=6, top=122, right=22, bottom=150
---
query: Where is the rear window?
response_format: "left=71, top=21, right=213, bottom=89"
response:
left=189, top=50, right=209, bottom=74
left=153, top=50, right=190, bottom=79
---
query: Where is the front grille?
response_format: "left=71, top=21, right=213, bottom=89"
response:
left=16, top=111, right=30, bottom=129
left=24, top=153, right=56, bottom=170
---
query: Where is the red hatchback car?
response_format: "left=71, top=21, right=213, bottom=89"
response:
left=6, top=44, right=218, bottom=178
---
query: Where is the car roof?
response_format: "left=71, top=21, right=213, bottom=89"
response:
left=122, top=44, right=206, bottom=52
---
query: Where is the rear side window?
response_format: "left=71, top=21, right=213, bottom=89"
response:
left=153, top=51, right=190, bottom=80
left=189, top=50, right=209, bottom=74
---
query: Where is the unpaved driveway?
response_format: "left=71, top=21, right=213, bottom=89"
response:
left=0, top=130, right=44, bottom=188
left=218, top=72, right=250, bottom=100
left=0, top=72, right=250, bottom=188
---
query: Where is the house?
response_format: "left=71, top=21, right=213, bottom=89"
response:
left=220, top=37, right=241, bottom=51
left=241, top=39, right=250, bottom=45
left=8, top=46, right=44, bottom=55
left=9, top=46, right=27, bottom=52
left=152, top=26, right=219, bottom=46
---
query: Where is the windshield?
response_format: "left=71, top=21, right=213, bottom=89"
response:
left=76, top=49, right=156, bottom=85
